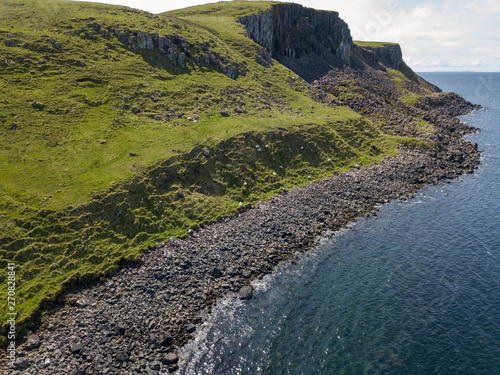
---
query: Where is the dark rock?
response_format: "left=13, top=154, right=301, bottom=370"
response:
left=4, top=39, right=18, bottom=47
left=151, top=360, right=162, bottom=370
left=238, top=286, right=253, bottom=300
left=131, top=106, right=140, bottom=113
left=186, top=323, right=196, bottom=333
left=238, top=3, right=354, bottom=81
left=32, top=101, right=45, bottom=109
left=159, top=331, right=173, bottom=347
left=9, top=122, right=17, bottom=130
left=168, top=364, right=179, bottom=373
left=211, top=267, right=221, bottom=278
left=219, top=109, right=230, bottom=117
left=156, top=273, right=167, bottom=281
left=116, top=351, right=129, bottom=362
left=113, top=325, right=125, bottom=335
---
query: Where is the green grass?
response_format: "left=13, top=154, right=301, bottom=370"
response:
left=327, top=80, right=364, bottom=102
left=164, top=0, right=281, bottom=17
left=389, top=64, right=436, bottom=110
left=0, top=0, right=439, bottom=339
left=353, top=40, right=398, bottom=48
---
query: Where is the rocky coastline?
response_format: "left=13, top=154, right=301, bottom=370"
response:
left=1, top=93, right=481, bottom=374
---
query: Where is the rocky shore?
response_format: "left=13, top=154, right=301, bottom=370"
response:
left=2, top=98, right=481, bottom=374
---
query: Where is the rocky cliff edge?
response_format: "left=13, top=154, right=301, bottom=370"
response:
left=238, top=3, right=404, bottom=81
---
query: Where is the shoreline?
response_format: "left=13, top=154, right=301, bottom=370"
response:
left=2, top=103, right=481, bottom=374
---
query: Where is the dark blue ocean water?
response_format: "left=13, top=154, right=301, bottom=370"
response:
left=178, top=73, right=500, bottom=375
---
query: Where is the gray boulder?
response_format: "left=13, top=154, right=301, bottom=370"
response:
left=15, top=358, right=30, bottom=370
left=238, top=286, right=253, bottom=300
left=162, top=352, right=179, bottom=365
left=25, top=334, right=41, bottom=350
left=75, top=296, right=90, bottom=308
left=69, top=340, right=82, bottom=354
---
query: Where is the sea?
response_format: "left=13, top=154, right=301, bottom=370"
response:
left=177, top=73, right=500, bottom=375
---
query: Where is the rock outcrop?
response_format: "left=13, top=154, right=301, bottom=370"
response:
left=238, top=3, right=404, bottom=81
left=354, top=43, right=403, bottom=70
left=239, top=4, right=352, bottom=62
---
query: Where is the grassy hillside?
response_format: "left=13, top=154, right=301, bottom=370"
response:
left=0, top=0, right=433, bottom=339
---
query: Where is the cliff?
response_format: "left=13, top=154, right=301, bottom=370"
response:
left=239, top=3, right=404, bottom=81
left=354, top=42, right=403, bottom=70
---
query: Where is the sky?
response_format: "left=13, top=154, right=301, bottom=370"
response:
left=70, top=0, right=500, bottom=72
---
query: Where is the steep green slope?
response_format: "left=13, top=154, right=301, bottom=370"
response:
left=0, top=0, right=432, bottom=337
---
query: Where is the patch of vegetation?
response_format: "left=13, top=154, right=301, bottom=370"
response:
left=400, top=92, right=422, bottom=107
left=164, top=0, right=280, bottom=18
left=398, top=137, right=432, bottom=149
left=353, top=40, right=398, bottom=48
left=327, top=80, right=364, bottom=102
left=397, top=61, right=421, bottom=84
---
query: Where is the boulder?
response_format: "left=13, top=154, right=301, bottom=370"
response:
left=25, top=334, right=41, bottom=350
left=15, top=358, right=30, bottom=370
left=116, top=351, right=129, bottom=362
left=162, top=352, right=179, bottom=365
left=238, top=286, right=253, bottom=300
left=211, top=267, right=221, bottom=278
left=242, top=270, right=252, bottom=278
left=32, top=101, right=44, bottom=109
left=69, top=340, right=83, bottom=354
left=113, top=325, right=125, bottom=335
left=159, top=331, right=173, bottom=347
left=75, top=296, right=90, bottom=308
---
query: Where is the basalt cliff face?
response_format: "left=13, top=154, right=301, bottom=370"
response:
left=239, top=3, right=403, bottom=81
left=356, top=43, right=403, bottom=70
